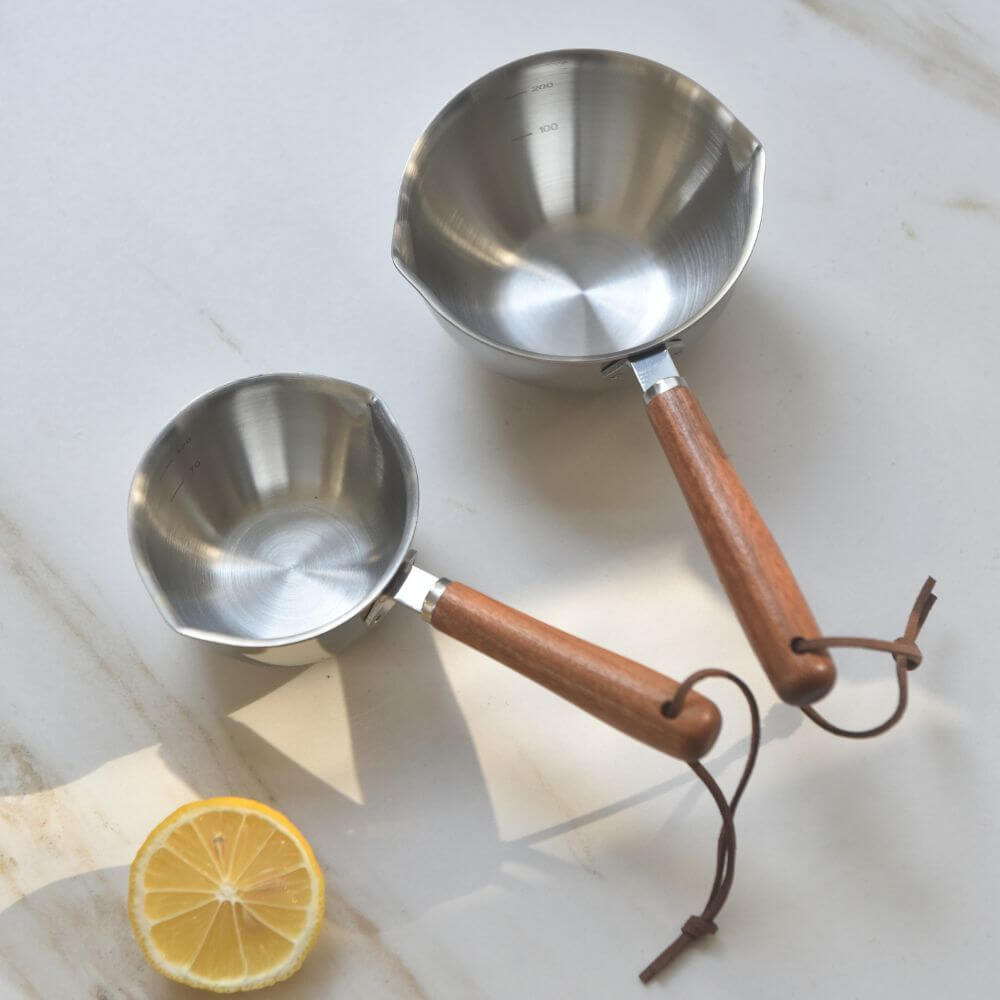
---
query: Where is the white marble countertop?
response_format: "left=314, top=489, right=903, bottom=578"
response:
left=2, top=1, right=997, bottom=997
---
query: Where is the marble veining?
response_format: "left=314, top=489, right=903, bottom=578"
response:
left=798, top=0, right=1000, bottom=117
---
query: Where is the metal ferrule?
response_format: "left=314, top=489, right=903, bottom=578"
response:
left=421, top=577, right=451, bottom=621
left=392, top=565, right=451, bottom=622
left=628, top=348, right=687, bottom=402
left=642, top=375, right=687, bottom=402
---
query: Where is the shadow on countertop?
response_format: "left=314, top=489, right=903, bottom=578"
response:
left=3, top=702, right=960, bottom=999
left=455, top=279, right=830, bottom=547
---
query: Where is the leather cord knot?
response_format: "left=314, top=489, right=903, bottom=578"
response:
left=796, top=577, right=937, bottom=739
left=892, top=637, right=922, bottom=670
left=681, top=915, right=717, bottom=939
left=639, top=670, right=760, bottom=985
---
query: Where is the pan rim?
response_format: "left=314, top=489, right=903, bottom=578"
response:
left=392, top=47, right=766, bottom=367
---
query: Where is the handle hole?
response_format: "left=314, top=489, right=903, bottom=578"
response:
left=661, top=700, right=679, bottom=719
left=790, top=636, right=806, bottom=653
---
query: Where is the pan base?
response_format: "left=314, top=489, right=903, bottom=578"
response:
left=200, top=504, right=377, bottom=641
left=487, top=221, right=675, bottom=358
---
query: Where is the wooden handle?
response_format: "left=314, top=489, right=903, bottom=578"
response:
left=647, top=386, right=836, bottom=705
left=430, top=581, right=721, bottom=761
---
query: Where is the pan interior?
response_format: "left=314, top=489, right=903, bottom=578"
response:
left=128, top=375, right=418, bottom=645
left=394, top=50, right=762, bottom=362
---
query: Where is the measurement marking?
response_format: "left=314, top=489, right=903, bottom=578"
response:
left=170, top=481, right=185, bottom=503
left=511, top=132, right=533, bottom=142
left=504, top=90, right=526, bottom=99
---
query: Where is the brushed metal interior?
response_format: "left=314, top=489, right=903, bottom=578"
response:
left=128, top=374, right=418, bottom=647
left=393, top=49, right=764, bottom=378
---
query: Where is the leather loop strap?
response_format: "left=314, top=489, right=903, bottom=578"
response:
left=639, top=579, right=935, bottom=983
left=639, top=669, right=760, bottom=984
left=795, top=577, right=937, bottom=739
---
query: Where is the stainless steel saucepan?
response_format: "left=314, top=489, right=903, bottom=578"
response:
left=393, top=49, right=835, bottom=707
left=128, top=373, right=720, bottom=761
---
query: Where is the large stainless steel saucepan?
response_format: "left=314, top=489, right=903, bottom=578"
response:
left=128, top=373, right=720, bottom=761
left=393, top=49, right=835, bottom=707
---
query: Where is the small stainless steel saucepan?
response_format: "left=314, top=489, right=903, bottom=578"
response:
left=128, top=373, right=720, bottom=761
left=393, top=49, right=835, bottom=707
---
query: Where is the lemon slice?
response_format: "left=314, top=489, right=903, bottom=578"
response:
left=128, top=797, right=325, bottom=993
